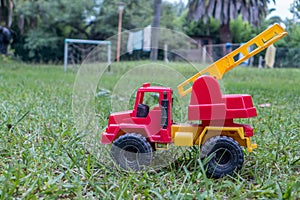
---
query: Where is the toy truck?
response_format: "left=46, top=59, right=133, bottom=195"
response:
left=101, top=24, right=287, bottom=178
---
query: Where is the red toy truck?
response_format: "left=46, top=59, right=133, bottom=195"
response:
left=101, top=24, right=287, bottom=178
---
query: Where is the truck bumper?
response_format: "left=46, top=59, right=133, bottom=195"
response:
left=101, top=132, right=114, bottom=144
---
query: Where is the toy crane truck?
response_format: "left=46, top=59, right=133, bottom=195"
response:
left=101, top=24, right=287, bottom=178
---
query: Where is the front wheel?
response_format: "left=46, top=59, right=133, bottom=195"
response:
left=111, top=133, right=153, bottom=171
left=201, top=136, right=244, bottom=178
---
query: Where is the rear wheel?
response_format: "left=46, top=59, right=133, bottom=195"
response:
left=111, top=133, right=153, bottom=170
left=201, top=136, right=244, bottom=178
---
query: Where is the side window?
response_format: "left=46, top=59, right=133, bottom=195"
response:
left=136, top=92, right=160, bottom=118
left=142, top=92, right=160, bottom=110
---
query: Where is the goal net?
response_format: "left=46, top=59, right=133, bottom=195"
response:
left=64, top=39, right=111, bottom=71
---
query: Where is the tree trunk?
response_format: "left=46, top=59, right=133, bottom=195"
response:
left=219, top=23, right=232, bottom=43
left=7, top=0, right=13, bottom=28
left=18, top=15, right=24, bottom=34
left=150, top=0, right=162, bottom=61
left=0, top=0, right=6, bottom=26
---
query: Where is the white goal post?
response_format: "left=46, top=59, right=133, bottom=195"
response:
left=64, top=38, right=111, bottom=72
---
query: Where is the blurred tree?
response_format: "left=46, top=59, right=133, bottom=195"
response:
left=290, top=0, right=300, bottom=22
left=150, top=0, right=162, bottom=61
left=275, top=20, right=300, bottom=48
left=269, top=2, right=300, bottom=68
left=12, top=0, right=96, bottom=62
left=90, top=0, right=153, bottom=40
left=150, top=0, right=184, bottom=60
left=182, top=10, right=219, bottom=38
left=187, top=0, right=274, bottom=43
left=279, top=0, right=300, bottom=48
left=160, top=1, right=183, bottom=30
left=9, top=0, right=184, bottom=62
left=273, top=20, right=300, bottom=68
left=230, top=15, right=257, bottom=43
left=0, top=0, right=13, bottom=27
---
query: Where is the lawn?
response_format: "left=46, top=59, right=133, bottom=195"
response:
left=0, top=61, right=299, bottom=199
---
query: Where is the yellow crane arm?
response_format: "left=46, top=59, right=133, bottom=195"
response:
left=178, top=23, right=288, bottom=97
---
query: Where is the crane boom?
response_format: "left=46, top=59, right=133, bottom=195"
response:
left=178, top=23, right=288, bottom=97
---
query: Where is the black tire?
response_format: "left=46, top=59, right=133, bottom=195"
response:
left=111, top=133, right=153, bottom=171
left=201, top=136, right=244, bottom=178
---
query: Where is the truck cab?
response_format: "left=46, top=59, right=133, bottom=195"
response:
left=101, top=83, right=173, bottom=145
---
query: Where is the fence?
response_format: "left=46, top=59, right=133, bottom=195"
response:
left=170, top=43, right=252, bottom=65
left=170, top=44, right=300, bottom=68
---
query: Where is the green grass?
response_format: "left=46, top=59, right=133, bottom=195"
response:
left=0, top=61, right=299, bottom=199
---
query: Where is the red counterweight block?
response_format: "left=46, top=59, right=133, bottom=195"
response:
left=188, top=76, right=257, bottom=121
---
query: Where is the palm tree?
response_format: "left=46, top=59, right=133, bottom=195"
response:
left=187, top=0, right=275, bottom=43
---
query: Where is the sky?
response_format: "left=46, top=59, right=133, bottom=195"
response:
left=166, top=0, right=295, bottom=20
left=268, top=0, right=294, bottom=19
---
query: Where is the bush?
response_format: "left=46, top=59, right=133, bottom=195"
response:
left=275, top=47, right=300, bottom=68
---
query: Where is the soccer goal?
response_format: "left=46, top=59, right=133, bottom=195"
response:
left=64, top=38, right=111, bottom=72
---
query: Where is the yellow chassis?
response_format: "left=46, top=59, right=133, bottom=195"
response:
left=171, top=124, right=257, bottom=152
